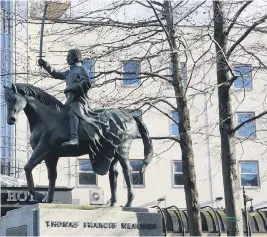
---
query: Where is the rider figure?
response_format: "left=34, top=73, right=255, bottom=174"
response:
left=38, top=48, right=91, bottom=147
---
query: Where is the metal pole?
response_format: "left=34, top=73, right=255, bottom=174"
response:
left=39, top=3, right=48, bottom=61
left=243, top=186, right=249, bottom=236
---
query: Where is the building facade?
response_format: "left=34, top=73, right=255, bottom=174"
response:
left=1, top=0, right=267, bottom=213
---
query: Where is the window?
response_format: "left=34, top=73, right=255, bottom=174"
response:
left=1, top=158, right=10, bottom=175
left=123, top=60, right=141, bottom=86
left=130, top=160, right=144, bottom=186
left=236, top=112, right=256, bottom=138
left=1, top=0, right=13, bottom=176
left=173, top=161, right=184, bottom=186
left=240, top=161, right=259, bottom=187
left=233, top=65, right=252, bottom=89
left=1, top=104, right=5, bottom=127
left=171, top=111, right=179, bottom=136
left=170, top=62, right=187, bottom=86
left=83, top=59, right=94, bottom=80
left=130, top=110, right=142, bottom=136
left=78, top=160, right=97, bottom=185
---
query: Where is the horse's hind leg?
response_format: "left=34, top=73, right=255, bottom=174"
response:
left=117, top=138, right=134, bottom=208
left=109, top=157, right=119, bottom=206
left=45, top=157, right=59, bottom=203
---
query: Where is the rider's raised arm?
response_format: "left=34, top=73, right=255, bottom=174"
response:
left=42, top=60, right=69, bottom=80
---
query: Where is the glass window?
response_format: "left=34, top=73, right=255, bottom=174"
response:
left=171, top=111, right=179, bottom=136
left=130, top=160, right=144, bottom=186
left=1, top=104, right=5, bottom=127
left=240, top=161, right=259, bottom=187
left=237, top=112, right=256, bottom=138
left=173, top=161, right=184, bottom=186
left=78, top=160, right=97, bottom=185
left=0, top=1, right=13, bottom=176
left=123, top=60, right=141, bottom=86
left=83, top=59, right=94, bottom=80
left=170, top=62, right=187, bottom=86
left=233, top=65, right=252, bottom=89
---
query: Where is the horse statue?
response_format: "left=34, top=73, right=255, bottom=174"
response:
left=4, top=83, right=153, bottom=207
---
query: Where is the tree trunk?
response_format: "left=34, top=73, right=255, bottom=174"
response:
left=213, top=2, right=243, bottom=235
left=164, top=1, right=202, bottom=235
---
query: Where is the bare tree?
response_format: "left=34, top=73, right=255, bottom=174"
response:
left=212, top=1, right=267, bottom=235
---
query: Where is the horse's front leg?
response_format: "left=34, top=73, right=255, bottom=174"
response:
left=24, top=140, right=48, bottom=202
left=45, top=157, right=59, bottom=203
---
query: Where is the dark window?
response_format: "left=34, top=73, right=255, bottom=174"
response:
left=233, top=65, right=252, bottom=89
left=130, top=160, right=144, bottom=186
left=173, top=161, right=184, bottom=186
left=78, top=160, right=97, bottom=185
left=240, top=161, right=259, bottom=187
left=171, top=111, right=179, bottom=136
left=123, top=60, right=141, bottom=86
left=237, top=112, right=256, bottom=138
left=83, top=59, right=94, bottom=80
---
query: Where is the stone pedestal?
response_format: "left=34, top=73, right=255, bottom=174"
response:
left=0, top=204, right=163, bottom=236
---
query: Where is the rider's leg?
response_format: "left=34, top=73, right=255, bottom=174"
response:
left=62, top=110, right=79, bottom=147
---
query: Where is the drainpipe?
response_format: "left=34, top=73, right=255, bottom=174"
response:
left=202, top=28, right=214, bottom=206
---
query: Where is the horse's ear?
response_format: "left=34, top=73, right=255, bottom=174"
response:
left=3, top=86, right=7, bottom=90
left=12, top=83, right=18, bottom=93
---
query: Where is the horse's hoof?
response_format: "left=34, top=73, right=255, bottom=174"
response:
left=124, top=202, right=132, bottom=208
left=110, top=199, right=117, bottom=207
left=46, top=199, right=53, bottom=203
left=33, top=192, right=45, bottom=203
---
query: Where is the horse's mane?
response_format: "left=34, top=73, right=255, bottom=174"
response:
left=16, top=83, right=64, bottom=108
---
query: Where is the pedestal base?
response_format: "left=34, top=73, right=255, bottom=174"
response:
left=0, top=204, right=163, bottom=236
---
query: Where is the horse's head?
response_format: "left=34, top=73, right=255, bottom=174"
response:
left=4, top=83, right=27, bottom=125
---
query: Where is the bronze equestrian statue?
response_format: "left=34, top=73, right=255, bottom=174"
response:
left=4, top=49, right=153, bottom=207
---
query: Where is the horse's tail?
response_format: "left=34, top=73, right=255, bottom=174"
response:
left=133, top=116, right=153, bottom=174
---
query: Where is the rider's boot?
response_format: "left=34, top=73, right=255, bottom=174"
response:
left=62, top=112, right=79, bottom=147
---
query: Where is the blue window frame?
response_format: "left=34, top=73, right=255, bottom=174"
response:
left=130, top=160, right=144, bottom=186
left=78, top=160, right=97, bottom=185
left=1, top=104, right=5, bottom=128
left=130, top=110, right=142, bottom=136
left=170, top=62, right=187, bottom=86
left=83, top=59, right=94, bottom=80
left=171, top=111, right=179, bottom=136
left=233, top=65, right=252, bottom=89
left=236, top=112, right=256, bottom=138
left=1, top=0, right=13, bottom=176
left=173, top=161, right=184, bottom=186
left=123, top=60, right=141, bottom=86
left=240, top=161, right=259, bottom=187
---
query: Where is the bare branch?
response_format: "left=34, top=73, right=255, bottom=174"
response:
left=207, top=32, right=236, bottom=79
left=232, top=110, right=267, bottom=134
left=227, top=14, right=267, bottom=57
left=176, top=1, right=206, bottom=24
left=147, top=0, right=173, bottom=50
left=226, top=1, right=252, bottom=35
left=239, top=44, right=267, bottom=69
